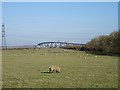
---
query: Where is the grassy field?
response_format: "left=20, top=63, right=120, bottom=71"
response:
left=2, top=48, right=118, bottom=88
left=0, top=50, right=2, bottom=89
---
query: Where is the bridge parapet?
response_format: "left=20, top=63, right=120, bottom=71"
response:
left=36, top=42, right=85, bottom=48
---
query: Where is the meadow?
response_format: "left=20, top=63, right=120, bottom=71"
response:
left=2, top=48, right=118, bottom=88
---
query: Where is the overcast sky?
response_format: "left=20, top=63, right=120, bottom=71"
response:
left=2, top=2, right=118, bottom=46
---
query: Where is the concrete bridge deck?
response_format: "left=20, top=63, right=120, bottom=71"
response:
left=37, top=42, right=85, bottom=48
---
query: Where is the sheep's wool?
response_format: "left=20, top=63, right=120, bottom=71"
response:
left=49, top=65, right=60, bottom=73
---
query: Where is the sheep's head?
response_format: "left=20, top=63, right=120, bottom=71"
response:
left=49, top=67, right=51, bottom=72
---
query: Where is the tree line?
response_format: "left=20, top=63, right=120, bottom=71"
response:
left=86, top=30, right=120, bottom=55
left=62, top=30, right=120, bottom=56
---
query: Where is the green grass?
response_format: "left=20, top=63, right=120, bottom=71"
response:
left=2, top=48, right=118, bottom=88
left=0, top=50, right=2, bottom=89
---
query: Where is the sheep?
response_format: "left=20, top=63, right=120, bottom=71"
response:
left=49, top=65, right=60, bottom=73
left=95, top=56, right=98, bottom=58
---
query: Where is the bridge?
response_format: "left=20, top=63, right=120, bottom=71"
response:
left=36, top=41, right=85, bottom=48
